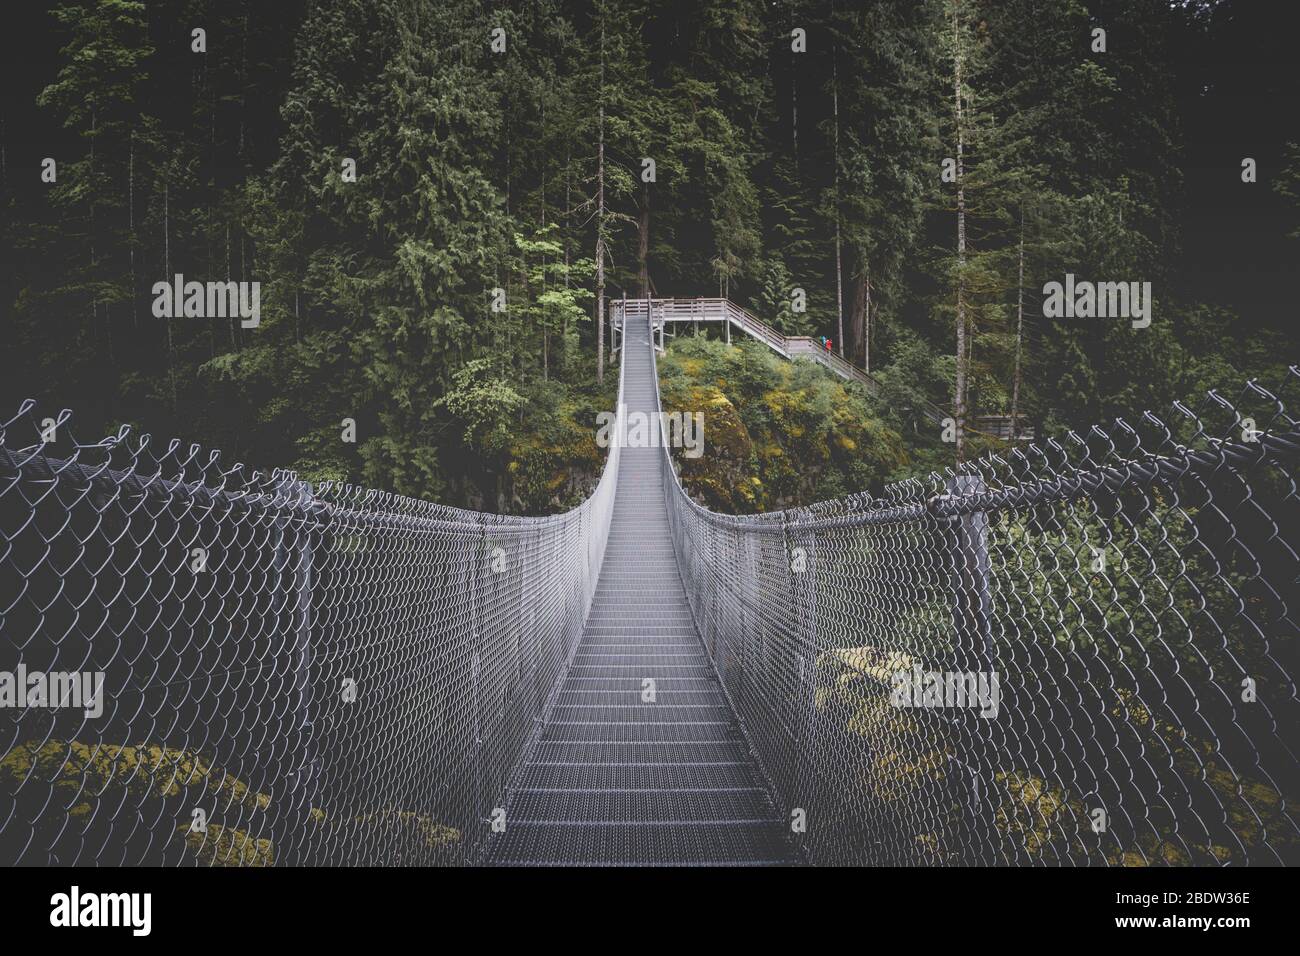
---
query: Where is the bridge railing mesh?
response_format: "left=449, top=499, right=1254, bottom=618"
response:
left=659, top=363, right=1300, bottom=866
left=5, top=343, right=1297, bottom=868
left=1, top=372, right=623, bottom=865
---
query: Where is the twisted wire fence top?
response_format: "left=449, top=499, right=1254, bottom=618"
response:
left=0, top=348, right=626, bottom=866
left=655, top=357, right=1300, bottom=866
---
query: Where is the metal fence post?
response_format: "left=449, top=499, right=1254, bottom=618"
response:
left=290, top=480, right=319, bottom=863
left=948, top=474, right=993, bottom=671
left=470, top=520, right=486, bottom=855
left=618, top=291, right=626, bottom=355
left=267, top=475, right=319, bottom=865
left=782, top=508, right=819, bottom=861
left=944, top=473, right=997, bottom=859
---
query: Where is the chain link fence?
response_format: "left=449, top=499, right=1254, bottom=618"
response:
left=660, top=364, right=1300, bottom=866
left=1, top=378, right=623, bottom=864
left=4, top=351, right=1297, bottom=867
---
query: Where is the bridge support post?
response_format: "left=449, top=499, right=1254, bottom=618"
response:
left=470, top=521, right=487, bottom=856
left=943, top=473, right=997, bottom=859
left=270, top=475, right=318, bottom=865
left=617, top=292, right=625, bottom=356
left=784, top=508, right=819, bottom=860
left=948, top=474, right=993, bottom=670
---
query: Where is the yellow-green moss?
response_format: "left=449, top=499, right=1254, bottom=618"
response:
left=1, top=740, right=271, bottom=814
left=3, top=740, right=466, bottom=866
left=182, top=822, right=275, bottom=867
left=354, top=809, right=461, bottom=854
left=658, top=337, right=909, bottom=511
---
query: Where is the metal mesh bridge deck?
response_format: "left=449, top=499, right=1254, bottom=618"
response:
left=486, top=313, right=793, bottom=866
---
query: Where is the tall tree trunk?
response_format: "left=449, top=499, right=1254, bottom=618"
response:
left=850, top=268, right=867, bottom=368
left=791, top=9, right=799, bottom=181
left=863, top=268, right=871, bottom=373
left=564, top=146, right=572, bottom=296
left=226, top=224, right=235, bottom=347
left=238, top=7, right=249, bottom=160
left=206, top=52, right=215, bottom=359
left=638, top=183, right=650, bottom=297
left=952, top=5, right=968, bottom=462
left=562, top=145, right=571, bottom=371
left=595, top=136, right=605, bottom=384
left=832, top=31, right=843, bottom=357
left=129, top=130, right=138, bottom=332
left=207, top=205, right=215, bottom=359
left=595, top=18, right=606, bottom=386
left=540, top=97, right=547, bottom=228
left=835, top=228, right=844, bottom=358
left=164, top=178, right=176, bottom=412
left=1010, top=206, right=1025, bottom=442
left=240, top=233, right=248, bottom=350
left=541, top=92, right=549, bottom=379
left=0, top=117, right=6, bottom=352
left=89, top=113, right=97, bottom=347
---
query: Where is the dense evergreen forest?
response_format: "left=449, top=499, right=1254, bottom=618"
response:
left=1, top=0, right=1296, bottom=513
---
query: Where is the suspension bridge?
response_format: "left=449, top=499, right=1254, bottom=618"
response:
left=1, top=306, right=1296, bottom=867
left=488, top=310, right=792, bottom=865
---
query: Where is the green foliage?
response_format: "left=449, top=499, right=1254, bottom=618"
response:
left=39, top=1, right=152, bottom=132
left=1276, top=142, right=1300, bottom=240
left=754, top=256, right=812, bottom=335
left=4, top=0, right=1296, bottom=513
left=1, top=739, right=462, bottom=865
left=436, top=359, right=526, bottom=455
left=504, top=379, right=610, bottom=513
left=658, top=336, right=907, bottom=512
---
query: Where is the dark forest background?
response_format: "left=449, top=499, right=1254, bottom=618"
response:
left=1, top=0, right=1296, bottom=512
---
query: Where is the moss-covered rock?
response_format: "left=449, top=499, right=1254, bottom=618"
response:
left=658, top=337, right=908, bottom=512
left=1, top=739, right=461, bottom=866
left=181, top=822, right=276, bottom=867
left=2, top=740, right=271, bottom=814
left=504, top=382, right=612, bottom=513
left=352, top=809, right=461, bottom=863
